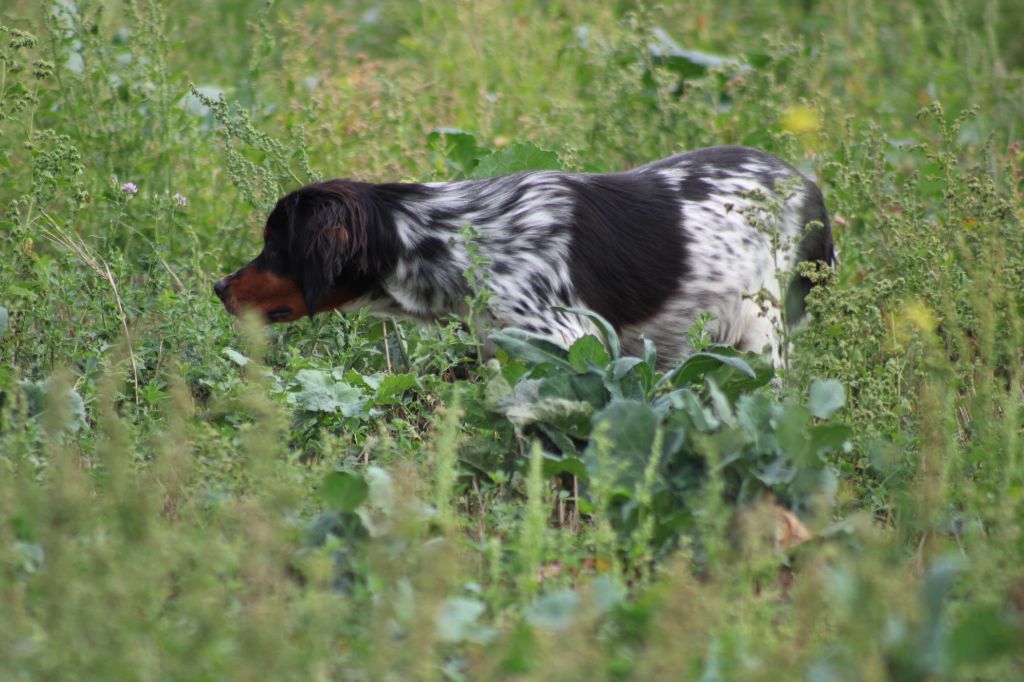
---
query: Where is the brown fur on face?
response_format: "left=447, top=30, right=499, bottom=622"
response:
left=216, top=263, right=360, bottom=323
left=218, top=264, right=306, bottom=322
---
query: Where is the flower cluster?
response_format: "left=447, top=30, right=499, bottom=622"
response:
left=116, top=181, right=190, bottom=208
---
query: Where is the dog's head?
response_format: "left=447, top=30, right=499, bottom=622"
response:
left=214, top=180, right=395, bottom=323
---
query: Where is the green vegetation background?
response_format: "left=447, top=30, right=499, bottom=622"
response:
left=1, top=0, right=1023, bottom=679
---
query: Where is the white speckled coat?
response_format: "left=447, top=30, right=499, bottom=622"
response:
left=235, top=146, right=833, bottom=369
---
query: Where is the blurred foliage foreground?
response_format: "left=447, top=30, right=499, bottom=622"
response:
left=2, top=0, right=1024, bottom=679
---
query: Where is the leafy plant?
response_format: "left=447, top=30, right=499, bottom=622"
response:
left=486, top=314, right=847, bottom=557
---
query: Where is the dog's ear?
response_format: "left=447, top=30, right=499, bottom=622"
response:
left=287, top=184, right=368, bottom=315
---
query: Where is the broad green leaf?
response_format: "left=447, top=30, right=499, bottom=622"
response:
left=808, top=379, right=845, bottom=418
left=472, top=142, right=561, bottom=178
left=537, top=370, right=608, bottom=408
left=736, top=392, right=774, bottom=450
left=673, top=388, right=719, bottom=432
left=484, top=371, right=515, bottom=408
left=661, top=425, right=686, bottom=459
left=806, top=423, right=853, bottom=456
left=19, top=378, right=87, bottom=433
left=320, top=472, right=369, bottom=513
left=538, top=424, right=581, bottom=457
left=553, top=306, right=621, bottom=360
left=222, top=348, right=250, bottom=366
left=753, top=456, right=796, bottom=486
left=708, top=353, right=774, bottom=399
left=0, top=305, right=8, bottom=335
left=525, top=589, right=581, bottom=631
left=776, top=403, right=811, bottom=462
left=504, top=398, right=593, bottom=439
left=436, top=597, right=488, bottom=644
left=706, top=378, right=735, bottom=425
left=642, top=337, right=657, bottom=369
left=540, top=454, right=587, bottom=479
left=291, top=369, right=365, bottom=415
left=499, top=376, right=542, bottom=408
left=604, top=357, right=649, bottom=402
left=568, top=334, right=610, bottom=372
left=346, top=370, right=378, bottom=391
left=592, top=401, right=658, bottom=457
left=608, top=357, right=645, bottom=381
left=427, top=128, right=483, bottom=177
left=867, top=437, right=903, bottom=475
left=587, top=576, right=624, bottom=616
left=585, top=400, right=659, bottom=488
left=802, top=467, right=839, bottom=507
left=666, top=350, right=756, bottom=388
left=489, top=328, right=573, bottom=371
left=376, top=373, right=417, bottom=401
left=704, top=427, right=754, bottom=473
left=569, top=373, right=611, bottom=408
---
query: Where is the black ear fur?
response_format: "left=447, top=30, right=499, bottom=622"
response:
left=287, top=184, right=366, bottom=315
left=283, top=179, right=407, bottom=316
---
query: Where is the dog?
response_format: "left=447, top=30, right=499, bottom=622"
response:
left=214, top=146, right=833, bottom=368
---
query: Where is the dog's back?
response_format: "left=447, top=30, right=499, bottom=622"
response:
left=607, top=146, right=834, bottom=363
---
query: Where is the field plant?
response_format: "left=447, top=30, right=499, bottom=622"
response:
left=2, top=0, right=1024, bottom=679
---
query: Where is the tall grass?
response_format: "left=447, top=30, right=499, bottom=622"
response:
left=2, top=0, right=1023, bottom=679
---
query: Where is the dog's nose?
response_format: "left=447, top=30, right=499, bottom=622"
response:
left=213, top=279, right=228, bottom=299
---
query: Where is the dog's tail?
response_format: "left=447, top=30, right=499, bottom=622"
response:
left=785, top=179, right=835, bottom=326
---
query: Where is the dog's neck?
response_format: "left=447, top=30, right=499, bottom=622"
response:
left=356, top=172, right=571, bottom=322
left=363, top=180, right=484, bottom=320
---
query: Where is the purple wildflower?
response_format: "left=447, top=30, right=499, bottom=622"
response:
left=121, top=182, right=138, bottom=195
left=172, top=192, right=188, bottom=207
